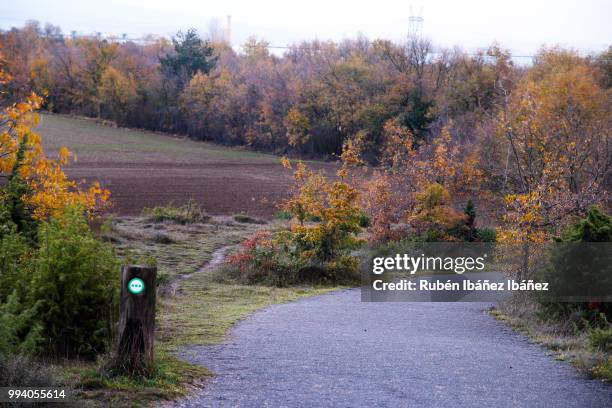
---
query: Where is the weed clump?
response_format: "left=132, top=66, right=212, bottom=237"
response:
left=233, top=213, right=266, bottom=224
left=143, top=200, right=210, bottom=224
left=0, top=354, right=77, bottom=399
left=476, top=228, right=497, bottom=243
left=589, top=326, right=612, bottom=353
left=151, top=233, right=175, bottom=244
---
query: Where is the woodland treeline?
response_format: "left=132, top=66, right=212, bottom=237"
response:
left=2, top=21, right=609, bottom=161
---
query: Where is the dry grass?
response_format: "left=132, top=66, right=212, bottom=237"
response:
left=491, top=293, right=611, bottom=382
left=102, top=215, right=263, bottom=282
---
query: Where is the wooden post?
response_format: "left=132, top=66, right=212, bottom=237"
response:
left=115, top=265, right=157, bottom=375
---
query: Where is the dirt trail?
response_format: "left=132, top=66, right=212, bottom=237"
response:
left=160, top=245, right=232, bottom=297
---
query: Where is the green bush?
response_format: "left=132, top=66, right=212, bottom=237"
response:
left=559, top=206, right=611, bottom=242
left=592, top=358, right=612, bottom=381
left=419, top=227, right=449, bottom=242
left=0, top=139, right=39, bottom=243
left=0, top=229, right=30, bottom=302
left=29, top=209, right=120, bottom=357
left=358, top=213, right=371, bottom=228
left=142, top=200, right=210, bottom=224
left=0, top=228, right=44, bottom=357
left=1, top=178, right=120, bottom=359
left=538, top=207, right=612, bottom=324
left=275, top=210, right=292, bottom=220
left=0, top=292, right=43, bottom=355
left=326, top=255, right=361, bottom=284
left=477, top=228, right=497, bottom=242
left=589, top=326, right=612, bottom=353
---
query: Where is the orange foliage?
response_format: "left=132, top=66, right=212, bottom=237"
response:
left=362, top=119, right=484, bottom=241
left=1, top=58, right=110, bottom=219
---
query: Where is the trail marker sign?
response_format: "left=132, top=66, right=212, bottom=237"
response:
left=127, top=277, right=145, bottom=295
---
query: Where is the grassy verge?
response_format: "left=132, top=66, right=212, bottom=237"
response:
left=491, top=294, right=611, bottom=382
left=157, top=278, right=334, bottom=349
left=62, top=214, right=337, bottom=407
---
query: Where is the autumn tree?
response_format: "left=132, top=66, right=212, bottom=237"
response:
left=496, top=48, right=611, bottom=242
left=225, top=155, right=364, bottom=285
left=381, top=34, right=438, bottom=142
left=281, top=157, right=363, bottom=263
left=0, top=22, right=50, bottom=103
left=361, top=118, right=484, bottom=242
left=98, top=65, right=137, bottom=123
left=284, top=107, right=311, bottom=149
left=0, top=58, right=109, bottom=229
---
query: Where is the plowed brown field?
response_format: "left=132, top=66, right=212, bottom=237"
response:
left=37, top=114, right=336, bottom=218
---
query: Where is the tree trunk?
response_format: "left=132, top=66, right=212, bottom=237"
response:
left=521, top=242, right=530, bottom=281
left=115, top=265, right=157, bottom=375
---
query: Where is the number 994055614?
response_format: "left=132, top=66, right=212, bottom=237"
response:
left=1, top=388, right=69, bottom=402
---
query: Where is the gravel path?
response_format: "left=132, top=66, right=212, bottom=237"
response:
left=173, top=289, right=611, bottom=408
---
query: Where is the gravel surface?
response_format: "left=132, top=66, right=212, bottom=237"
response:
left=173, top=289, right=611, bottom=408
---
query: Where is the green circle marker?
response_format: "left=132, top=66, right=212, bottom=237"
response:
left=128, top=278, right=145, bottom=295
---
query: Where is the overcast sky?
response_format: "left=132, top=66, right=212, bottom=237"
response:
left=1, top=0, right=610, bottom=55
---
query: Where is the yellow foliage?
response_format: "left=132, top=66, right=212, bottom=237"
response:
left=284, top=108, right=311, bottom=148
left=282, top=159, right=327, bottom=225
left=281, top=157, right=363, bottom=261
left=498, top=192, right=547, bottom=243
left=379, top=118, right=416, bottom=169
left=408, top=183, right=465, bottom=238
left=496, top=49, right=610, bottom=242
left=340, top=131, right=367, bottom=167
left=99, top=66, right=137, bottom=109
left=1, top=62, right=110, bottom=219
